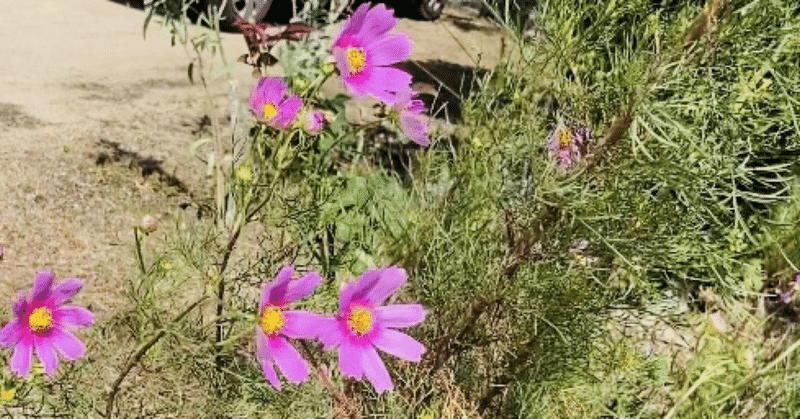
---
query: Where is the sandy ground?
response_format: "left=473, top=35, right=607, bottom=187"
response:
left=0, top=0, right=506, bottom=324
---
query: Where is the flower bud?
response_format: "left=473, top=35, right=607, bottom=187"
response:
left=141, top=215, right=157, bottom=234
left=709, top=311, right=729, bottom=334
left=293, top=77, right=309, bottom=92
left=321, top=62, right=336, bottom=75
left=236, top=164, right=254, bottom=183
left=304, top=110, right=326, bottom=135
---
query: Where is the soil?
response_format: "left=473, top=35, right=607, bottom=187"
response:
left=0, top=1, right=506, bottom=343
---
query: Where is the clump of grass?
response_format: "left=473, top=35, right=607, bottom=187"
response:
left=395, top=0, right=800, bottom=415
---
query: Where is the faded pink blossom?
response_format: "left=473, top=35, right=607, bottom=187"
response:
left=780, top=271, right=800, bottom=304
left=303, top=110, right=326, bottom=135
left=395, top=91, right=429, bottom=146
left=547, top=121, right=592, bottom=170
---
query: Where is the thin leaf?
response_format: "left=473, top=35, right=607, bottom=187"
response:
left=187, top=61, right=194, bottom=85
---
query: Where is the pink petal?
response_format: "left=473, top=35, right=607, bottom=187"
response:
left=256, top=329, right=282, bottom=390
left=274, top=96, right=302, bottom=129
left=31, top=271, right=54, bottom=302
left=249, top=92, right=264, bottom=117
left=259, top=77, right=287, bottom=103
left=54, top=306, right=95, bottom=328
left=33, top=336, right=59, bottom=377
left=376, top=304, right=426, bottom=328
left=250, top=77, right=288, bottom=118
left=52, top=279, right=84, bottom=304
left=338, top=2, right=371, bottom=38
left=407, top=98, right=426, bottom=114
left=365, top=266, right=407, bottom=306
left=284, top=272, right=322, bottom=303
left=317, top=317, right=344, bottom=349
left=304, top=110, right=326, bottom=134
left=0, top=320, right=21, bottom=347
left=263, top=265, right=294, bottom=310
left=370, top=66, right=413, bottom=91
left=361, top=345, right=393, bottom=393
left=365, top=34, right=412, bottom=67
left=359, top=3, right=398, bottom=40
left=359, top=67, right=413, bottom=104
left=340, top=73, right=377, bottom=100
left=262, top=359, right=281, bottom=391
left=394, top=89, right=413, bottom=107
left=339, top=338, right=365, bottom=380
left=344, top=269, right=382, bottom=308
left=333, top=45, right=358, bottom=86
left=268, top=336, right=309, bottom=383
left=372, top=329, right=425, bottom=362
left=10, top=335, right=33, bottom=377
left=49, top=327, right=86, bottom=361
left=12, top=294, right=27, bottom=318
left=282, top=311, right=322, bottom=340
left=400, top=113, right=429, bottom=146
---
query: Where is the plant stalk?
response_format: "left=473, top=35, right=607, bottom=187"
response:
left=105, top=296, right=208, bottom=419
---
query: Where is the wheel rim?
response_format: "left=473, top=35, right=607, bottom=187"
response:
left=233, top=0, right=267, bottom=18
left=426, top=0, right=443, bottom=13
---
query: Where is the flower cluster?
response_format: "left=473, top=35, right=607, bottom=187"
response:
left=247, top=2, right=430, bottom=146
left=547, top=120, right=592, bottom=170
left=0, top=272, right=94, bottom=378
left=254, top=265, right=426, bottom=393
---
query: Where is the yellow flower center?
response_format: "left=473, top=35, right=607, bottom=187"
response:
left=160, top=260, right=173, bottom=271
left=347, top=307, right=373, bottom=335
left=260, top=306, right=285, bottom=335
left=559, top=128, right=572, bottom=147
left=29, top=307, right=53, bottom=334
left=236, top=165, right=253, bottom=182
left=346, top=47, right=366, bottom=75
left=0, top=388, right=14, bottom=404
left=263, top=103, right=278, bottom=119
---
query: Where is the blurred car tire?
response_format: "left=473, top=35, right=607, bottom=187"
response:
left=211, top=0, right=274, bottom=30
left=413, top=0, right=446, bottom=20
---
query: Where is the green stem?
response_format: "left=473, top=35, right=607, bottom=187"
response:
left=105, top=296, right=208, bottom=419
left=133, top=227, right=147, bottom=275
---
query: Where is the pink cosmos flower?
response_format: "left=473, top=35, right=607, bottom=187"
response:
left=332, top=3, right=413, bottom=104
left=303, top=109, right=326, bottom=135
left=256, top=265, right=323, bottom=390
left=249, top=77, right=303, bottom=130
left=0, top=271, right=94, bottom=378
left=317, top=267, right=426, bottom=393
left=395, top=91, right=429, bottom=147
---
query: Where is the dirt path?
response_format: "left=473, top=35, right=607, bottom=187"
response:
left=0, top=0, right=506, bottom=319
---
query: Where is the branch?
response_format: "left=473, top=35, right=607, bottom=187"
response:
left=105, top=296, right=208, bottom=419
